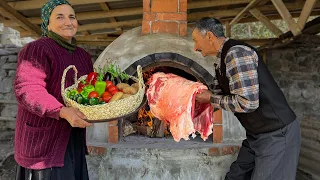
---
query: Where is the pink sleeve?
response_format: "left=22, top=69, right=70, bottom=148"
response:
left=14, top=44, right=63, bottom=120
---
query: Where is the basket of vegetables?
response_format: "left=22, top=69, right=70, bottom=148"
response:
left=61, top=64, right=145, bottom=121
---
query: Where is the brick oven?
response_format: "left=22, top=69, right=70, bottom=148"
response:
left=86, top=0, right=246, bottom=179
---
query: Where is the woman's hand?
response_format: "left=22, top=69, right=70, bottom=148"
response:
left=59, top=107, right=92, bottom=128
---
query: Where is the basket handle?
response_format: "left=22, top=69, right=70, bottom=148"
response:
left=136, top=65, right=144, bottom=89
left=61, top=65, right=78, bottom=96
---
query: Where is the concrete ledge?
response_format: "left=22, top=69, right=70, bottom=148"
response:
left=86, top=146, right=239, bottom=180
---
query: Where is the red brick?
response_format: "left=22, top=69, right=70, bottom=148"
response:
left=151, top=21, right=179, bottom=35
left=156, top=13, right=186, bottom=21
left=141, top=20, right=151, bottom=35
left=143, top=12, right=156, bottom=21
left=213, top=125, right=223, bottom=143
left=108, top=120, right=118, bottom=126
left=179, top=22, right=187, bottom=37
left=143, top=0, right=151, bottom=12
left=108, top=126, right=118, bottom=144
left=221, top=146, right=235, bottom=155
left=213, top=109, right=222, bottom=124
left=151, top=0, right=178, bottom=13
left=208, top=147, right=220, bottom=156
left=179, top=0, right=187, bottom=12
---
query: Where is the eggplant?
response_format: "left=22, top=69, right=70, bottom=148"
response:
left=104, top=72, right=112, bottom=81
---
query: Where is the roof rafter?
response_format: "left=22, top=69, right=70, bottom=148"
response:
left=7, top=0, right=126, bottom=11
left=229, top=0, right=268, bottom=26
left=100, top=2, right=122, bottom=33
left=0, top=0, right=41, bottom=36
left=297, top=0, right=317, bottom=30
left=271, top=0, right=301, bottom=36
left=249, top=8, right=283, bottom=37
left=3, top=1, right=318, bottom=27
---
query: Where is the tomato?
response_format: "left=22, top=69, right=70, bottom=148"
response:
left=102, top=92, right=112, bottom=98
left=101, top=92, right=112, bottom=98
left=110, top=89, right=119, bottom=95
left=107, top=85, right=118, bottom=92
left=105, top=81, right=113, bottom=88
left=102, top=95, right=112, bottom=103
left=88, top=91, right=99, bottom=99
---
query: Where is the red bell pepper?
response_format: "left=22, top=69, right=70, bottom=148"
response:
left=86, top=72, right=98, bottom=85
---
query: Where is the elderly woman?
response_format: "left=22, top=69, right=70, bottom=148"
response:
left=14, top=0, right=93, bottom=179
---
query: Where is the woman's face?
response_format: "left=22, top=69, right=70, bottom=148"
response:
left=47, top=4, right=78, bottom=40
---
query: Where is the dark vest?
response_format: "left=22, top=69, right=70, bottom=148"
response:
left=215, top=39, right=296, bottom=134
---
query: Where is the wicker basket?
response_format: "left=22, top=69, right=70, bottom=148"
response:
left=61, top=65, right=145, bottom=121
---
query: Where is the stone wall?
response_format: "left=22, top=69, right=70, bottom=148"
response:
left=0, top=44, right=20, bottom=130
left=266, top=35, right=320, bottom=119
left=265, top=34, right=320, bottom=179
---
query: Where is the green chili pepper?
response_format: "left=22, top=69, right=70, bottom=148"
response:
left=80, top=85, right=95, bottom=98
left=95, top=73, right=107, bottom=96
left=82, top=97, right=89, bottom=105
left=73, top=94, right=81, bottom=101
left=89, top=98, right=99, bottom=106
left=99, top=101, right=106, bottom=105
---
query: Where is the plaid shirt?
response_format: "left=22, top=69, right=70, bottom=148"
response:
left=211, top=41, right=259, bottom=113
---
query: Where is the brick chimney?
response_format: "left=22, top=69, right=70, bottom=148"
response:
left=142, top=0, right=187, bottom=36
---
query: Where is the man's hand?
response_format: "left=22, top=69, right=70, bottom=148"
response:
left=196, top=89, right=212, bottom=103
left=59, top=107, right=93, bottom=128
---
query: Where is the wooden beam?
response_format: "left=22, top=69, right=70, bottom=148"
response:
left=271, top=0, right=301, bottom=36
left=75, top=34, right=117, bottom=41
left=259, top=16, right=320, bottom=49
left=8, top=0, right=126, bottom=11
left=225, top=21, right=231, bottom=37
left=297, top=0, right=317, bottom=30
left=242, top=38, right=276, bottom=46
left=3, top=1, right=318, bottom=27
left=2, top=7, right=143, bottom=27
left=249, top=8, right=283, bottom=37
left=7, top=0, right=251, bottom=11
left=20, top=30, right=36, bottom=38
left=100, top=2, right=122, bottom=33
left=188, top=9, right=242, bottom=22
left=230, top=0, right=267, bottom=26
left=188, top=0, right=251, bottom=9
left=0, top=0, right=41, bottom=36
left=78, top=19, right=142, bottom=32
left=229, top=10, right=320, bottom=24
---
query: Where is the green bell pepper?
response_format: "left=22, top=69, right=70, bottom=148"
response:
left=95, top=73, right=107, bottom=96
left=80, top=85, right=95, bottom=98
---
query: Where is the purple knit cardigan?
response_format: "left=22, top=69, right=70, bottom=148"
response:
left=14, top=38, right=93, bottom=169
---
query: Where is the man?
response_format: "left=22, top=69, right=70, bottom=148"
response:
left=193, top=17, right=301, bottom=180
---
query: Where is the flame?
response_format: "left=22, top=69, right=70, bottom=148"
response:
left=136, top=70, right=157, bottom=128
left=138, top=107, right=154, bottom=128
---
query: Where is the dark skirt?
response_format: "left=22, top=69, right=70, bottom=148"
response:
left=15, top=127, right=89, bottom=180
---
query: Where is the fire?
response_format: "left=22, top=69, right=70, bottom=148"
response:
left=136, top=69, right=157, bottom=128
left=138, top=107, right=154, bottom=128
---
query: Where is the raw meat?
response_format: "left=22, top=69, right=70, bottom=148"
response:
left=146, top=72, right=214, bottom=142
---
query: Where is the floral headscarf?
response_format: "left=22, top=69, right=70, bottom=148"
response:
left=40, top=0, right=72, bottom=37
